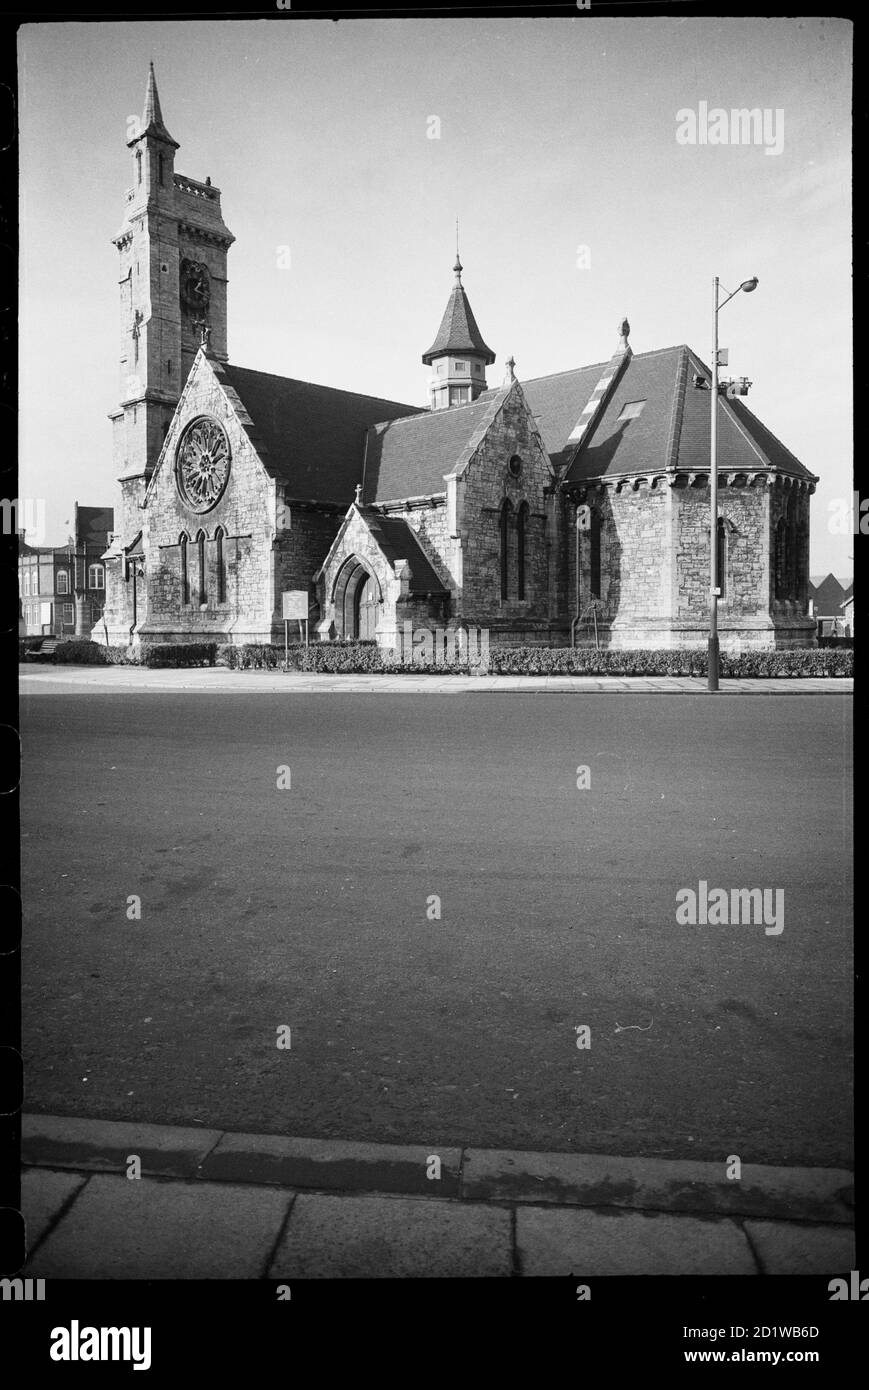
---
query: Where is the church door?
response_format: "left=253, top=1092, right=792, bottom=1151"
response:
left=355, top=574, right=378, bottom=640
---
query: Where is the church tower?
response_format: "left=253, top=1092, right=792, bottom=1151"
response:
left=422, top=254, right=495, bottom=409
left=109, top=64, right=235, bottom=544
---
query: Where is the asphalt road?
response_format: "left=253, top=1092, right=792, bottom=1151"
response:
left=20, top=692, right=853, bottom=1166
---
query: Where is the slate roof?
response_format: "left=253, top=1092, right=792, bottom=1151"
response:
left=361, top=393, right=502, bottom=503
left=522, top=362, right=615, bottom=468
left=523, top=346, right=816, bottom=485
left=360, top=511, right=448, bottom=593
left=220, top=364, right=424, bottom=506
left=421, top=268, right=496, bottom=365
left=216, top=341, right=814, bottom=513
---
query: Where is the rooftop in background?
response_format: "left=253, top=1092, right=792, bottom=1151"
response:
left=808, top=573, right=854, bottom=615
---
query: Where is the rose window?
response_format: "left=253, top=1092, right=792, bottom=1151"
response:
left=175, top=417, right=231, bottom=511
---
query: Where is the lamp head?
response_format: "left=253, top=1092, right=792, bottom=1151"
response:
left=740, top=277, right=759, bottom=293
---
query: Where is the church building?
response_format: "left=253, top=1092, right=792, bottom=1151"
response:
left=102, top=68, right=818, bottom=652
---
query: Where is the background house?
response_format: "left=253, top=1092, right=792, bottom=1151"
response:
left=18, top=503, right=114, bottom=637
left=808, top=573, right=853, bottom=638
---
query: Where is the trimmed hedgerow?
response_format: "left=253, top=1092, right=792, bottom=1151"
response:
left=102, top=644, right=143, bottom=665
left=211, top=641, right=852, bottom=678
left=218, top=642, right=283, bottom=670
left=486, top=646, right=853, bottom=678
left=50, top=640, right=111, bottom=665
left=142, top=642, right=218, bottom=668
left=27, top=637, right=851, bottom=677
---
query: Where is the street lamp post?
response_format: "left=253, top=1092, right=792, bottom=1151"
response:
left=708, top=275, right=758, bottom=691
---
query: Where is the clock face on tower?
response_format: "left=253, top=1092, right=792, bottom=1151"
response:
left=180, top=259, right=211, bottom=316
left=175, top=416, right=231, bottom=511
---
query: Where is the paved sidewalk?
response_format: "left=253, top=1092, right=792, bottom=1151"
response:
left=20, top=1114, right=854, bottom=1279
left=19, top=665, right=854, bottom=696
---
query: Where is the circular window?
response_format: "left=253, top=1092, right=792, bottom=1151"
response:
left=175, top=416, right=231, bottom=512
left=508, top=455, right=523, bottom=478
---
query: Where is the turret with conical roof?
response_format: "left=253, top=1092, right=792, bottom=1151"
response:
left=422, top=254, right=495, bottom=409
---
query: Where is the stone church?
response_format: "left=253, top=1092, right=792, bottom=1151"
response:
left=102, top=67, right=817, bottom=652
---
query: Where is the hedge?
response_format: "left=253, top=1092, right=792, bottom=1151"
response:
left=142, top=642, right=218, bottom=668
left=47, top=640, right=111, bottom=665
left=486, top=646, right=854, bottom=678
left=20, top=638, right=854, bottom=678
left=219, top=642, right=853, bottom=678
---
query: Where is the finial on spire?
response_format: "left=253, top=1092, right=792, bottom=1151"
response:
left=504, top=355, right=516, bottom=385
left=618, top=317, right=631, bottom=350
left=354, top=483, right=363, bottom=505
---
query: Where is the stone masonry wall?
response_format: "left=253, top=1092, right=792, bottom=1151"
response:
left=456, top=384, right=553, bottom=631
left=139, top=356, right=277, bottom=643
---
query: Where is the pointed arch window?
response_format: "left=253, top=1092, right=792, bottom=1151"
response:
left=215, top=527, right=226, bottom=604
left=796, top=519, right=809, bottom=609
left=158, top=154, right=165, bottom=186
left=589, top=510, right=602, bottom=599
left=516, top=502, right=529, bottom=601
left=196, top=530, right=206, bottom=606
left=785, top=493, right=798, bottom=599
left=136, top=149, right=142, bottom=185
left=499, top=499, right=513, bottom=601
left=179, top=533, right=189, bottom=605
left=774, top=516, right=787, bottom=601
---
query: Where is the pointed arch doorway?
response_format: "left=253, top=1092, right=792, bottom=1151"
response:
left=332, top=556, right=383, bottom=639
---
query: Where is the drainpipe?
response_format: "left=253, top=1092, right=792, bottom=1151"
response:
left=129, top=558, right=137, bottom=645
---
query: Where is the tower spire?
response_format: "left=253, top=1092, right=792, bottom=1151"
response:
left=136, top=61, right=178, bottom=148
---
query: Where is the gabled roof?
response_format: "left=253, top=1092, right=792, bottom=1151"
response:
left=421, top=262, right=496, bottom=365
left=523, top=345, right=816, bottom=486
left=362, top=391, right=505, bottom=503
left=523, top=361, right=620, bottom=466
left=360, top=511, right=449, bottom=593
left=809, top=573, right=852, bottom=614
left=195, top=337, right=813, bottom=514
left=219, top=363, right=424, bottom=506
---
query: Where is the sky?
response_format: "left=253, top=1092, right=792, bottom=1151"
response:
left=19, top=16, right=852, bottom=575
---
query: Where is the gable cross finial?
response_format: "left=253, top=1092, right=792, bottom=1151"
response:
left=504, top=355, right=516, bottom=385
left=618, top=317, right=631, bottom=351
left=354, top=483, right=363, bottom=505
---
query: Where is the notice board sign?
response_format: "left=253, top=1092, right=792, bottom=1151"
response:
left=282, top=591, right=308, bottom=620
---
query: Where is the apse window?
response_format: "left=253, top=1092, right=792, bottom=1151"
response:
left=618, top=400, right=646, bottom=420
